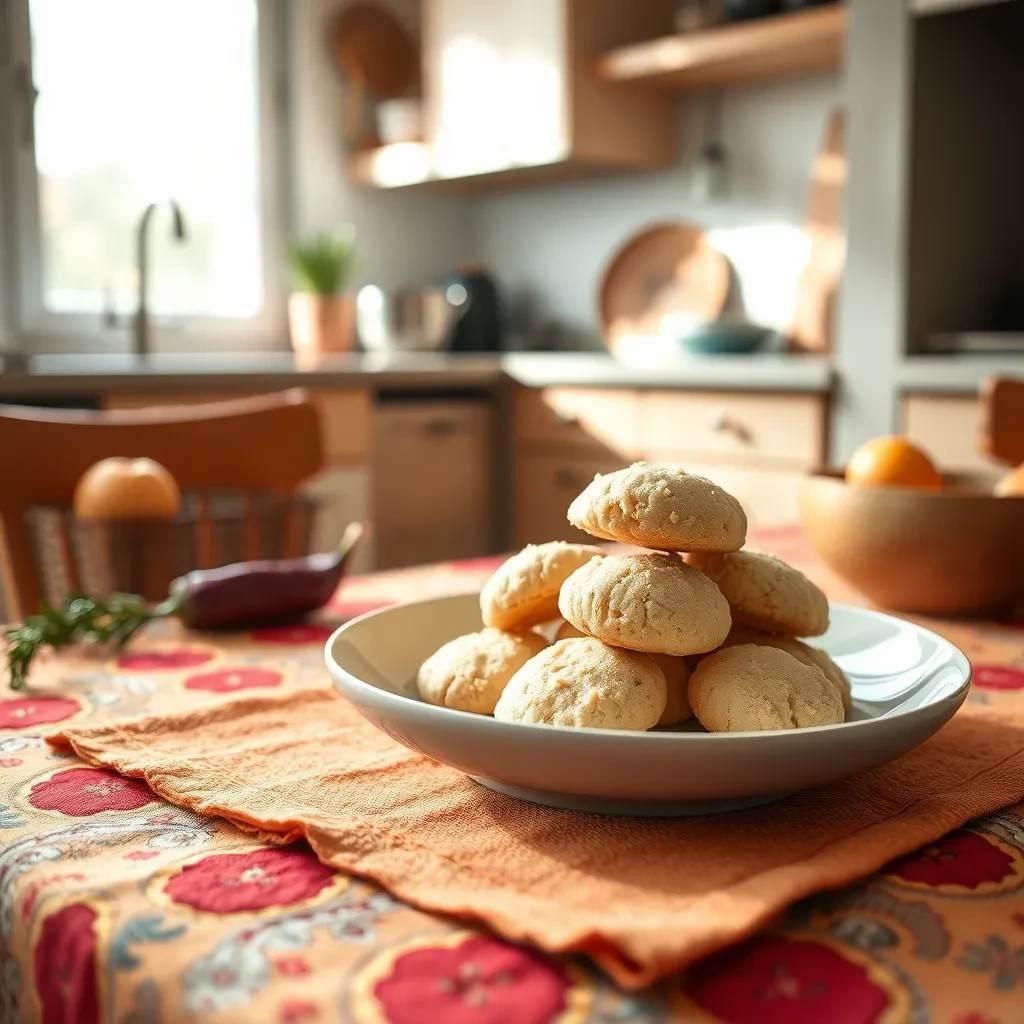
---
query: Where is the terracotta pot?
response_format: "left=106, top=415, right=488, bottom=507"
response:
left=288, top=293, right=355, bottom=357
left=799, top=470, right=1024, bottom=616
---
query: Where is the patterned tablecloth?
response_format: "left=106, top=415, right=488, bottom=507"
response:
left=1, top=528, right=1023, bottom=1024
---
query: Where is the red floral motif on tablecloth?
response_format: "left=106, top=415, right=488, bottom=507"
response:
left=162, top=847, right=337, bottom=914
left=885, top=830, right=1018, bottom=890
left=276, top=956, right=312, bottom=978
left=116, top=648, right=214, bottom=671
left=325, top=598, right=392, bottom=619
left=34, top=903, right=100, bottom=1024
left=370, top=935, right=572, bottom=1024
left=184, top=667, right=283, bottom=693
left=28, top=767, right=154, bottom=816
left=684, top=935, right=899, bottom=1024
left=0, top=696, right=80, bottom=729
left=973, top=665, right=1024, bottom=691
left=281, top=999, right=319, bottom=1023
left=249, top=624, right=335, bottom=645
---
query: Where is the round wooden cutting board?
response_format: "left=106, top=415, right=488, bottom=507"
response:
left=598, top=221, right=731, bottom=351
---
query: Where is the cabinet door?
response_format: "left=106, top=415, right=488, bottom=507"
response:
left=426, top=0, right=568, bottom=177
left=373, top=400, right=495, bottom=569
left=515, top=387, right=641, bottom=459
left=302, top=466, right=374, bottom=575
left=643, top=455, right=804, bottom=531
left=901, top=394, right=994, bottom=472
left=513, top=452, right=623, bottom=547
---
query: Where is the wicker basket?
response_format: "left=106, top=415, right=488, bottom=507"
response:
left=28, top=492, right=318, bottom=605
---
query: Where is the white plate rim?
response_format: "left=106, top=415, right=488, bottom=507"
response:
left=325, top=595, right=972, bottom=744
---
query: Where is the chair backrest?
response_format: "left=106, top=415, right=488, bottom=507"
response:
left=0, top=389, right=324, bottom=620
left=980, top=376, right=1024, bottom=467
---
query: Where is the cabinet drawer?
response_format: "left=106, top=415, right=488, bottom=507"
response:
left=373, top=401, right=495, bottom=569
left=515, top=387, right=640, bottom=458
left=302, top=465, right=374, bottom=574
left=638, top=392, right=827, bottom=468
left=513, top=452, right=623, bottom=546
left=901, top=394, right=993, bottom=471
left=313, top=389, right=371, bottom=462
left=644, top=456, right=804, bottom=531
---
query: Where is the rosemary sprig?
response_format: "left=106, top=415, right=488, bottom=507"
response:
left=4, top=593, right=156, bottom=691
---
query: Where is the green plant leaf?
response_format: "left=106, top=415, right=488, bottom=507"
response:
left=288, top=227, right=357, bottom=294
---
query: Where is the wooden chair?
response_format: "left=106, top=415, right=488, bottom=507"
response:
left=0, top=389, right=323, bottom=620
left=980, top=376, right=1024, bottom=467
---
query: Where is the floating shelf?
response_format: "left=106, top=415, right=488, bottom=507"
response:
left=595, top=5, right=847, bottom=92
left=347, top=144, right=654, bottom=193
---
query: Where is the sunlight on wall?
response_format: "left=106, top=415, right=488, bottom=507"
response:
left=707, top=223, right=812, bottom=330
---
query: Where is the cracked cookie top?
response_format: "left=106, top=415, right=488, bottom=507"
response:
left=567, top=462, right=747, bottom=553
left=688, top=644, right=844, bottom=732
left=558, top=552, right=731, bottom=656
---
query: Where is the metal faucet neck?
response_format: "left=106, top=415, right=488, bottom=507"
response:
left=135, top=199, right=188, bottom=358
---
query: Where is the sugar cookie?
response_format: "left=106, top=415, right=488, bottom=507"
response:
left=494, top=638, right=666, bottom=731
left=559, top=552, right=731, bottom=656
left=481, top=542, right=606, bottom=631
left=688, top=550, right=829, bottom=637
left=567, top=462, right=746, bottom=552
left=724, top=626, right=851, bottom=714
left=689, top=644, right=844, bottom=732
left=417, top=628, right=548, bottom=714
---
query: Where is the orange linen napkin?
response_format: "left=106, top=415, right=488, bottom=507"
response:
left=50, top=686, right=1024, bottom=989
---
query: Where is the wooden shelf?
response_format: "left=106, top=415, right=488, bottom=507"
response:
left=595, top=5, right=847, bottom=91
left=347, top=144, right=657, bottom=194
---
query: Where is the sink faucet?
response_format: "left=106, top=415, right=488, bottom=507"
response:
left=134, top=200, right=188, bottom=357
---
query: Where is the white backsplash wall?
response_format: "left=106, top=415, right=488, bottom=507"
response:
left=287, top=0, right=475, bottom=292
left=470, top=73, right=841, bottom=347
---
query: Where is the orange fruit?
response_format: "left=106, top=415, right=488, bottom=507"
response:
left=995, top=463, right=1024, bottom=497
left=845, top=436, right=943, bottom=491
left=74, top=457, right=181, bottom=520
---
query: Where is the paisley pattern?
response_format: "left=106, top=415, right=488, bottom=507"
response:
left=1, top=533, right=1022, bottom=1023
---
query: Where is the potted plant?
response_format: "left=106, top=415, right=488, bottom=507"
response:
left=287, top=228, right=357, bottom=357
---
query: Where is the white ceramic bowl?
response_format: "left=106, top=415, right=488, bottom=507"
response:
left=326, top=594, right=972, bottom=816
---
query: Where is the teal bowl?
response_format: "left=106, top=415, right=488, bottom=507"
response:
left=675, top=324, right=771, bottom=355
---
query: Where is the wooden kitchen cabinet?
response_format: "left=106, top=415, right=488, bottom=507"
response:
left=513, top=452, right=623, bottom=546
left=901, top=393, right=996, bottom=472
left=638, top=391, right=827, bottom=468
left=512, top=385, right=830, bottom=541
left=353, top=0, right=679, bottom=189
left=515, top=387, right=640, bottom=459
left=372, top=399, right=496, bottom=569
left=302, top=465, right=374, bottom=575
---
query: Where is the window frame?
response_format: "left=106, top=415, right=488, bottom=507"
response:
left=0, top=0, right=290, bottom=355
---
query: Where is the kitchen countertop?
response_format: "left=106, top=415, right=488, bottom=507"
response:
left=0, top=350, right=835, bottom=399
left=896, top=353, right=1024, bottom=394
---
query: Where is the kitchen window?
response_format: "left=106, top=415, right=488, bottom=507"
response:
left=1, top=0, right=287, bottom=353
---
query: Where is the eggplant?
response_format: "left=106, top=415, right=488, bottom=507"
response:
left=169, top=522, right=363, bottom=630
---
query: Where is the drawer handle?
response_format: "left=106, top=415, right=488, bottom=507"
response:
left=711, top=414, right=753, bottom=445
left=421, top=419, right=462, bottom=437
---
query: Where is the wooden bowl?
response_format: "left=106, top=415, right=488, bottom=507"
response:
left=798, top=471, right=1024, bottom=616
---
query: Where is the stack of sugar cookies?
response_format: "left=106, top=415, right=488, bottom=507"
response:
left=417, top=462, right=849, bottom=734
